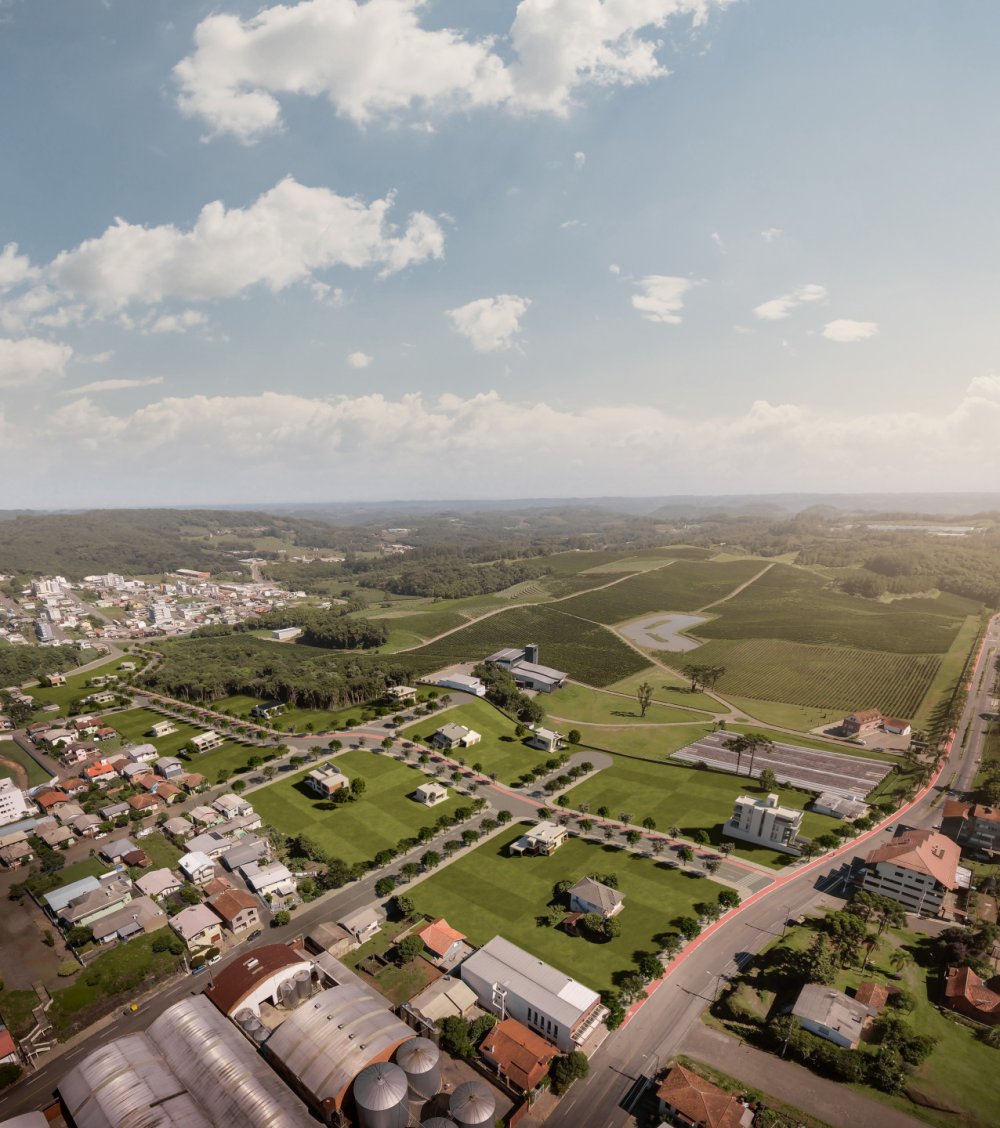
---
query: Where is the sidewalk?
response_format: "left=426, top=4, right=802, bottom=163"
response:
left=681, top=1025, right=928, bottom=1128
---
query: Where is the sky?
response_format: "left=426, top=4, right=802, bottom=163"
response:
left=1, top=0, right=999, bottom=507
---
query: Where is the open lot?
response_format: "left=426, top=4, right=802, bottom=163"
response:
left=545, top=681, right=711, bottom=726
left=671, top=731, right=893, bottom=798
left=251, top=748, right=462, bottom=866
left=572, top=722, right=715, bottom=762
left=109, top=706, right=261, bottom=782
left=563, top=757, right=830, bottom=868
left=414, top=823, right=727, bottom=995
left=28, top=656, right=138, bottom=711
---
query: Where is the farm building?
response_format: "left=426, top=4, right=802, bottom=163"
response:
left=841, top=709, right=883, bottom=737
left=882, top=718, right=912, bottom=736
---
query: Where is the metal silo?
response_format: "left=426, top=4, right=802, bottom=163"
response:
left=395, top=1036, right=440, bottom=1100
left=449, top=1081, right=495, bottom=1128
left=251, top=1022, right=268, bottom=1044
left=420, top=1120, right=458, bottom=1128
left=294, top=968, right=312, bottom=1003
left=279, top=978, right=297, bottom=1008
left=353, top=1062, right=409, bottom=1128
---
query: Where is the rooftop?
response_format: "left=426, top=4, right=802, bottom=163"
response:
left=416, top=918, right=466, bottom=958
left=792, top=983, right=873, bottom=1043
left=865, top=828, right=961, bottom=888
left=656, top=1064, right=751, bottom=1128
left=480, top=1018, right=557, bottom=1091
left=205, top=943, right=310, bottom=1015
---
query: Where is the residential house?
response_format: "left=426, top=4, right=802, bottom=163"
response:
left=91, top=896, right=165, bottom=944
left=60, top=777, right=88, bottom=796
left=337, top=906, right=384, bottom=943
left=163, top=815, right=194, bottom=840
left=509, top=821, right=567, bottom=857
left=480, top=1018, right=557, bottom=1093
left=33, top=789, right=70, bottom=814
left=0, top=841, right=32, bottom=868
left=461, top=935, right=606, bottom=1052
left=119, top=762, right=151, bottom=783
left=186, top=831, right=231, bottom=860
left=68, top=812, right=101, bottom=838
left=568, top=877, right=624, bottom=919
left=414, top=782, right=449, bottom=807
left=178, top=850, right=216, bottom=885
left=99, top=837, right=138, bottom=863
left=944, top=965, right=1000, bottom=1025
left=83, top=692, right=116, bottom=707
left=791, top=984, right=875, bottom=1049
left=811, top=793, right=869, bottom=821
left=883, top=718, right=912, bottom=736
left=99, top=801, right=131, bottom=822
left=860, top=828, right=963, bottom=915
left=154, top=757, right=184, bottom=779
left=0, top=778, right=31, bottom=827
left=148, top=720, right=177, bottom=738
left=95, top=726, right=117, bottom=742
left=484, top=645, right=568, bottom=693
left=49, top=872, right=134, bottom=928
left=188, top=731, right=223, bottom=753
left=53, top=802, right=86, bottom=826
left=126, top=743, right=159, bottom=764
left=855, top=982, right=890, bottom=1013
left=220, top=836, right=270, bottom=871
left=154, top=782, right=183, bottom=805
left=208, top=888, right=261, bottom=935
left=60, top=742, right=96, bottom=766
left=415, top=918, right=467, bottom=966
left=83, top=761, right=117, bottom=785
left=305, top=762, right=349, bottom=798
left=941, top=800, right=1000, bottom=857
left=0, top=1026, right=19, bottom=1066
left=526, top=727, right=564, bottom=754
left=225, top=811, right=263, bottom=835
left=136, top=868, right=182, bottom=900
left=36, top=823, right=74, bottom=849
left=408, top=977, right=479, bottom=1024
left=213, top=793, right=254, bottom=820
left=171, top=904, right=224, bottom=951
left=241, top=861, right=297, bottom=902
left=128, top=793, right=161, bottom=814
left=841, top=709, right=883, bottom=737
left=656, top=1064, right=753, bottom=1128
left=251, top=698, right=286, bottom=717
left=189, top=804, right=222, bottom=828
left=723, top=794, right=807, bottom=856
left=385, top=685, right=417, bottom=704
left=178, top=772, right=207, bottom=793
left=430, top=723, right=481, bottom=751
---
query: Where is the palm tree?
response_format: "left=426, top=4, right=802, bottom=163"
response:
left=859, top=934, right=880, bottom=972
left=889, top=949, right=912, bottom=976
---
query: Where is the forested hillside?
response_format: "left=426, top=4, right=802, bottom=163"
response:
left=0, top=641, right=84, bottom=686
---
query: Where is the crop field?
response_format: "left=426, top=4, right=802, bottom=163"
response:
left=367, top=607, right=470, bottom=641
left=696, top=564, right=981, bottom=653
left=660, top=638, right=942, bottom=717
left=558, top=559, right=768, bottom=623
left=414, top=823, right=726, bottom=995
left=404, top=604, right=649, bottom=687
left=251, top=749, right=461, bottom=866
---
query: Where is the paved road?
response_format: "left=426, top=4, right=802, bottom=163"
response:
left=546, top=614, right=997, bottom=1128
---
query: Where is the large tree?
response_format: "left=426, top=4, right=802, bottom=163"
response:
left=636, top=682, right=654, bottom=718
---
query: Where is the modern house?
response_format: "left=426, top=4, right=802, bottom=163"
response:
left=484, top=645, right=568, bottom=693
left=568, top=877, right=624, bottom=919
left=385, top=685, right=417, bottom=704
left=435, top=674, right=487, bottom=697
left=509, top=821, right=567, bottom=857
left=414, top=781, right=449, bottom=807
left=723, top=794, right=807, bottom=855
left=941, top=800, right=1000, bottom=857
left=251, top=698, right=287, bottom=718
left=178, top=850, right=216, bottom=886
left=944, top=965, right=1000, bottom=1025
left=220, top=836, right=271, bottom=871
left=791, top=984, right=875, bottom=1049
left=841, top=709, right=883, bottom=737
left=0, top=779, right=31, bottom=827
left=811, top=793, right=869, bottom=821
left=656, top=1064, right=754, bottom=1128
left=430, top=723, right=481, bottom=751
left=241, top=861, right=297, bottom=901
left=480, top=1017, right=557, bottom=1093
left=461, top=936, right=606, bottom=1052
left=171, top=903, right=225, bottom=951
left=305, top=762, right=349, bottom=798
left=212, top=793, right=254, bottom=820
left=188, top=804, right=223, bottom=828
left=148, top=720, right=177, bottom=738
left=525, top=727, right=564, bottom=754
left=860, top=828, right=964, bottom=915
left=188, top=731, right=223, bottom=753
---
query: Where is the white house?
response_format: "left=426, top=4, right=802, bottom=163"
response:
left=305, top=762, right=349, bottom=798
left=126, top=743, right=159, bottom=764
left=723, top=793, right=807, bottom=855
left=792, top=984, right=874, bottom=1050
left=414, top=782, right=449, bottom=807
left=212, top=793, right=254, bottom=820
left=189, top=731, right=223, bottom=753
left=525, top=727, right=564, bottom=754
left=386, top=685, right=417, bottom=704
left=430, top=723, right=481, bottom=751
left=509, top=821, right=567, bottom=857
left=241, top=861, right=296, bottom=900
left=338, top=906, right=384, bottom=943
left=178, top=850, right=216, bottom=885
left=148, top=720, right=177, bottom=739
left=568, top=877, right=624, bottom=919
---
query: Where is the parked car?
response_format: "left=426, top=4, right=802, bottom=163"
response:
left=246, top=929, right=263, bottom=942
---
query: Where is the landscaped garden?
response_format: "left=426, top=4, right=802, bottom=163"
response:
left=251, top=748, right=463, bottom=867
left=413, top=823, right=727, bottom=996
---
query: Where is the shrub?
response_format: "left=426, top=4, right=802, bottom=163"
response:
left=57, top=959, right=78, bottom=978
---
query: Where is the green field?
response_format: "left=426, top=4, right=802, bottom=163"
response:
left=606, top=668, right=726, bottom=713
left=28, top=657, right=139, bottom=711
left=109, top=707, right=231, bottom=758
left=409, top=699, right=554, bottom=785
left=912, top=613, right=983, bottom=729
left=404, top=604, right=649, bottom=687
left=251, top=749, right=462, bottom=866
left=210, top=693, right=355, bottom=734
left=558, top=559, right=769, bottom=622
left=574, top=722, right=715, bottom=762
left=723, top=697, right=834, bottom=731
left=0, top=741, right=52, bottom=786
left=697, top=564, right=981, bottom=653
left=414, top=823, right=726, bottom=995
left=544, top=682, right=711, bottom=726
left=563, top=756, right=829, bottom=867
left=660, top=638, right=942, bottom=718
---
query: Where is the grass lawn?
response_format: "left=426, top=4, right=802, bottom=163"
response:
left=210, top=693, right=351, bottom=734
left=134, top=832, right=183, bottom=870
left=563, top=757, right=829, bottom=868
left=573, top=722, right=714, bottom=762
left=27, top=856, right=107, bottom=897
left=912, top=613, right=983, bottom=730
left=0, top=741, right=52, bottom=786
left=545, top=682, right=713, bottom=726
left=109, top=707, right=228, bottom=758
left=408, top=699, right=548, bottom=785
left=723, top=696, right=833, bottom=732
left=414, top=824, right=726, bottom=995
left=28, top=658, right=139, bottom=711
left=0, top=988, right=41, bottom=1038
left=365, top=957, right=440, bottom=1006
left=251, top=749, right=463, bottom=866
left=607, top=667, right=727, bottom=713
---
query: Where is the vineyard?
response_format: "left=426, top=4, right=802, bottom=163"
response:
left=558, top=558, right=768, bottom=622
left=403, top=604, right=649, bottom=687
left=698, top=563, right=982, bottom=653
left=659, top=638, right=942, bottom=717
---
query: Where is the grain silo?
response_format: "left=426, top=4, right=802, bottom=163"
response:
left=395, top=1036, right=441, bottom=1100
left=449, top=1081, right=495, bottom=1128
left=293, top=967, right=312, bottom=1003
left=353, top=1061, right=409, bottom=1128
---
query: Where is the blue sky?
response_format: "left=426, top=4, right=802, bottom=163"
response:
left=1, top=0, right=998, bottom=506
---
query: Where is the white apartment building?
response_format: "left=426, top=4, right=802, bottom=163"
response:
left=0, top=779, right=32, bottom=827
left=723, top=793, right=806, bottom=855
left=860, top=829, right=962, bottom=916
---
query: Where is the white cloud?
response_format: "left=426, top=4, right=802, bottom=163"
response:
left=574, top=151, right=586, bottom=170
left=760, top=227, right=783, bottom=242
left=0, top=243, right=36, bottom=290
left=33, top=375, right=1000, bottom=500
left=2, top=178, right=443, bottom=331
left=560, top=219, right=582, bottom=229
left=143, top=310, right=208, bottom=335
left=753, top=283, right=826, bottom=321
left=0, top=337, right=73, bottom=387
left=346, top=351, right=373, bottom=368
left=609, top=263, right=621, bottom=275
left=822, top=319, right=878, bottom=343
left=174, top=0, right=729, bottom=141
left=63, top=376, right=165, bottom=395
left=710, top=231, right=725, bottom=253
left=631, top=275, right=693, bottom=324
left=446, top=294, right=531, bottom=352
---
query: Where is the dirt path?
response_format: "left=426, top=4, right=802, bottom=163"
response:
left=0, top=755, right=28, bottom=788
left=696, top=560, right=775, bottom=613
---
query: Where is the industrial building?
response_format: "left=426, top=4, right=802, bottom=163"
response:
left=57, top=995, right=315, bottom=1127
left=483, top=645, right=567, bottom=693
left=205, top=943, right=315, bottom=1017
